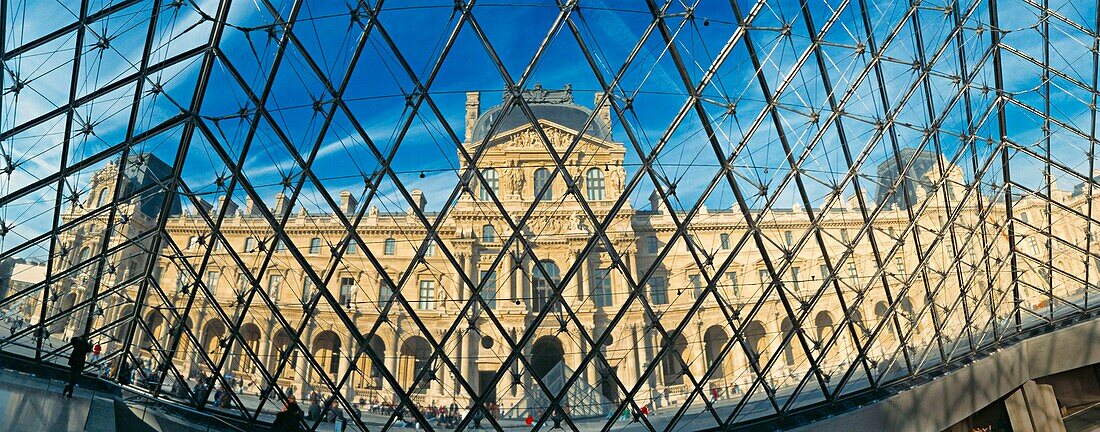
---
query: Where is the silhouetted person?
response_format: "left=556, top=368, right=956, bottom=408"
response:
left=63, top=335, right=92, bottom=397
left=307, top=397, right=321, bottom=421
left=273, top=399, right=304, bottom=432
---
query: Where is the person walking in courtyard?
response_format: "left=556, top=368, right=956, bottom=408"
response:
left=62, top=335, right=92, bottom=397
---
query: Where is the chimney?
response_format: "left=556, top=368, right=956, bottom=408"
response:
left=409, top=189, right=427, bottom=214
left=195, top=197, right=213, bottom=214
left=244, top=197, right=258, bottom=216
left=465, top=92, right=480, bottom=142
left=273, top=192, right=287, bottom=215
left=339, top=190, right=358, bottom=215
left=649, top=190, right=662, bottom=214
left=594, top=92, right=612, bottom=133
left=218, top=195, right=238, bottom=216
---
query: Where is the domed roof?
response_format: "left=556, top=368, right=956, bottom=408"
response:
left=470, top=84, right=611, bottom=143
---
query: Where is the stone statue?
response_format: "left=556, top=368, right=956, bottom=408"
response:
left=508, top=168, right=526, bottom=197
left=609, top=165, right=625, bottom=192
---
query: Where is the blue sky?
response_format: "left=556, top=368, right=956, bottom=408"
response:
left=3, top=0, right=1100, bottom=260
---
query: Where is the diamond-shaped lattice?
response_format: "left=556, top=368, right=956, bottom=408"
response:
left=1, top=0, right=1098, bottom=430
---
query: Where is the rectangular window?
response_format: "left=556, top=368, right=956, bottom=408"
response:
left=720, top=233, right=730, bottom=250
left=418, top=280, right=436, bottom=310
left=425, top=241, right=436, bottom=257
left=309, top=238, right=322, bottom=254
left=727, top=271, right=739, bottom=297
left=840, top=229, right=849, bottom=244
left=895, top=256, right=906, bottom=278
left=847, top=262, right=858, bottom=286
left=594, top=269, right=613, bottom=307
left=339, top=276, right=355, bottom=307
left=647, top=236, right=658, bottom=254
left=820, top=264, right=829, bottom=280
left=791, top=267, right=801, bottom=291
left=480, top=271, right=497, bottom=308
left=1029, top=238, right=1039, bottom=256
left=274, top=239, right=286, bottom=252
left=346, top=240, right=357, bottom=255
left=758, top=269, right=770, bottom=289
left=205, top=271, right=219, bottom=296
left=784, top=230, right=793, bottom=247
left=268, top=274, right=283, bottom=299
left=688, top=274, right=702, bottom=298
left=379, top=281, right=393, bottom=308
left=238, top=273, right=250, bottom=292
left=175, top=273, right=189, bottom=295
left=303, top=276, right=314, bottom=302
left=384, top=239, right=396, bottom=255
left=244, top=237, right=256, bottom=252
left=650, top=277, right=668, bottom=305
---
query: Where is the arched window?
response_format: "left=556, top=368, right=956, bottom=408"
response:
left=586, top=168, right=605, bottom=201
left=384, top=238, right=396, bottom=255
left=243, top=237, right=256, bottom=252
left=480, top=169, right=499, bottom=201
left=533, top=168, right=552, bottom=201
left=482, top=224, right=496, bottom=243
left=97, top=187, right=109, bottom=207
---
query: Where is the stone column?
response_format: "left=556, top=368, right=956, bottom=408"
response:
left=574, top=249, right=587, bottom=307
left=385, top=329, right=399, bottom=385
left=466, top=252, right=481, bottom=395
left=507, top=253, right=518, bottom=303
left=295, top=324, right=315, bottom=399
left=582, top=338, right=597, bottom=391
left=456, top=252, right=469, bottom=397
left=511, top=328, right=525, bottom=409
left=257, top=322, right=274, bottom=390
left=521, top=255, right=531, bottom=310
left=622, top=251, right=636, bottom=310
left=693, top=320, right=706, bottom=379
left=339, top=336, right=353, bottom=400
left=627, top=324, right=642, bottom=394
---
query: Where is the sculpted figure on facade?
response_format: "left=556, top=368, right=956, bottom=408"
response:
left=507, top=167, right=526, bottom=198
left=608, top=164, right=625, bottom=193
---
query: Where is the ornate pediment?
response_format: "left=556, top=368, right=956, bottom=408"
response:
left=489, top=122, right=618, bottom=153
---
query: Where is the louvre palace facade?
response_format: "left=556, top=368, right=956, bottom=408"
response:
left=25, top=85, right=1089, bottom=417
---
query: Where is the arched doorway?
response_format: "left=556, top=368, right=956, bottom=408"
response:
left=661, top=334, right=688, bottom=386
left=873, top=301, right=895, bottom=358
left=236, top=323, right=261, bottom=374
left=530, top=335, right=564, bottom=380
left=815, top=311, right=835, bottom=341
left=780, top=318, right=796, bottom=366
left=271, top=330, right=297, bottom=378
left=704, top=325, right=728, bottom=378
left=313, top=331, right=342, bottom=383
left=52, top=292, right=79, bottom=333
left=744, top=321, right=767, bottom=364
left=399, top=336, right=431, bottom=393
left=358, top=335, right=385, bottom=390
left=113, top=305, right=134, bottom=345
left=140, top=310, right=166, bottom=361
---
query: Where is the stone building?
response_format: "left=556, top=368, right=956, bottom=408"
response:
left=42, top=86, right=1093, bottom=416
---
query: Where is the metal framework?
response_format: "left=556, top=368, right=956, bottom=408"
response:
left=2, top=0, right=1099, bottom=430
